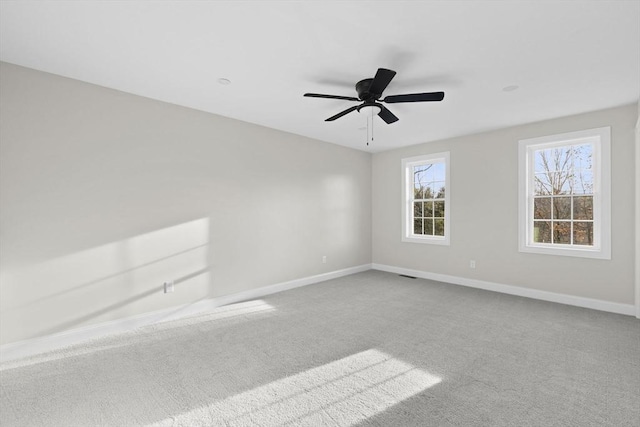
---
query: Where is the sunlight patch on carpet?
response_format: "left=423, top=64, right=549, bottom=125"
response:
left=150, top=349, right=441, bottom=426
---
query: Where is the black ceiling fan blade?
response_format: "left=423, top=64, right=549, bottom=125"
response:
left=368, top=68, right=397, bottom=96
left=325, top=105, right=360, bottom=121
left=382, top=91, right=445, bottom=103
left=304, top=93, right=359, bottom=101
left=378, top=106, right=399, bottom=124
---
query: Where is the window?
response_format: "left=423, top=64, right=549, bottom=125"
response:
left=402, top=152, right=450, bottom=245
left=518, top=127, right=611, bottom=259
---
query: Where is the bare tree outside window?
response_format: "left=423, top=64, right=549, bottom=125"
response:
left=412, top=162, right=446, bottom=236
left=532, top=143, right=593, bottom=245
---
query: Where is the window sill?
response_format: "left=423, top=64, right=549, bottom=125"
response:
left=519, top=243, right=610, bottom=260
left=402, top=235, right=450, bottom=246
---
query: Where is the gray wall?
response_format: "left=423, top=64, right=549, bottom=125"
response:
left=0, top=63, right=372, bottom=344
left=373, top=104, right=637, bottom=305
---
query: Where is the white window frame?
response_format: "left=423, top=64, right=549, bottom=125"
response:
left=401, top=152, right=450, bottom=245
left=518, top=127, right=611, bottom=259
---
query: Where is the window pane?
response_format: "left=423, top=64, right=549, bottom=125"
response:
left=433, top=201, right=445, bottom=217
left=414, top=165, right=431, bottom=185
left=413, top=218, right=423, bottom=235
left=434, top=219, right=444, bottom=236
left=573, top=196, right=593, bottom=220
left=573, top=144, right=592, bottom=170
left=414, top=202, right=423, bottom=218
left=573, top=222, right=594, bottom=246
left=536, top=147, right=573, bottom=173
left=533, top=164, right=574, bottom=196
left=424, top=201, right=434, bottom=217
left=550, top=147, right=572, bottom=172
left=433, top=181, right=445, bottom=198
left=533, top=221, right=551, bottom=243
left=553, top=221, right=571, bottom=244
left=421, top=182, right=435, bottom=199
left=413, top=183, right=422, bottom=199
left=533, top=197, right=551, bottom=219
left=534, top=149, right=554, bottom=173
left=552, top=173, right=572, bottom=195
left=534, top=173, right=553, bottom=195
left=553, top=197, right=571, bottom=220
left=424, top=218, right=434, bottom=235
left=431, top=162, right=445, bottom=182
left=573, top=170, right=593, bottom=194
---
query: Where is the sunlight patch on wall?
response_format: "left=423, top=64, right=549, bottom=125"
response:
left=2, top=218, right=210, bottom=295
left=0, top=218, right=211, bottom=343
left=151, top=349, right=441, bottom=426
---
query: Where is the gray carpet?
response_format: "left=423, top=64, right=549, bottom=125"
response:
left=1, top=270, right=639, bottom=426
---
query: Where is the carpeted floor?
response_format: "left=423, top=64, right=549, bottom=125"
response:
left=1, top=270, right=639, bottom=426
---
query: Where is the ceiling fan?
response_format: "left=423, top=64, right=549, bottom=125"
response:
left=304, top=68, right=444, bottom=124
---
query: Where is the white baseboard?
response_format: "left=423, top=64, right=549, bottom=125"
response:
left=372, top=263, right=636, bottom=316
left=0, top=264, right=372, bottom=363
left=2, top=262, right=633, bottom=363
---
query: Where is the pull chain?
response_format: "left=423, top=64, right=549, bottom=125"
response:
left=371, top=107, right=374, bottom=144
left=366, top=108, right=375, bottom=146
left=366, top=113, right=370, bottom=146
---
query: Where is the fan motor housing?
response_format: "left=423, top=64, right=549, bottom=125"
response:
left=356, top=78, right=378, bottom=101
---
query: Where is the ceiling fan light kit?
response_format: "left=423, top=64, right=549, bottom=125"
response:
left=304, top=68, right=445, bottom=125
left=357, top=104, right=382, bottom=115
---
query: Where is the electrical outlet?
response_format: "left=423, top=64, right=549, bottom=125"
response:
left=164, top=281, right=174, bottom=293
left=469, top=260, right=476, bottom=269
left=322, top=256, right=327, bottom=264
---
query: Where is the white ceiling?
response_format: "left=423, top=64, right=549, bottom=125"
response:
left=1, top=1, right=639, bottom=152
